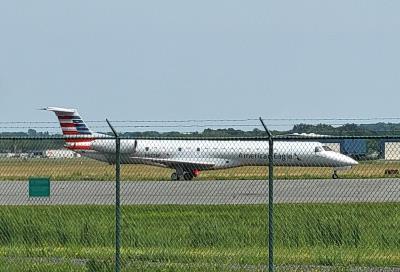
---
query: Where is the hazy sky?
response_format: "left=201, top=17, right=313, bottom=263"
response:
left=1, top=1, right=399, bottom=125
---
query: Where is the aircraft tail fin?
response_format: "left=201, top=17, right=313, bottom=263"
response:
left=42, top=107, right=98, bottom=150
left=43, top=107, right=93, bottom=136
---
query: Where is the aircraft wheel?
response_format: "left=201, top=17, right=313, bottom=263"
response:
left=171, top=172, right=178, bottom=181
left=183, top=172, right=194, bottom=181
left=332, top=172, right=339, bottom=179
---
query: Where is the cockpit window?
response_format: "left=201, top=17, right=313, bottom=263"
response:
left=322, top=146, right=332, bottom=151
left=315, top=146, right=323, bottom=153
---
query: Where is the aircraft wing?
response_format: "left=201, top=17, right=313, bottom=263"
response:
left=129, top=156, right=219, bottom=170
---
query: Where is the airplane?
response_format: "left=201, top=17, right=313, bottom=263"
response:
left=44, top=107, right=358, bottom=180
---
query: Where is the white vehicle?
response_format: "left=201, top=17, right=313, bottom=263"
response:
left=44, top=107, right=358, bottom=180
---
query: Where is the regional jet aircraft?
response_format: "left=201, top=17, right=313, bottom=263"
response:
left=44, top=107, right=358, bottom=180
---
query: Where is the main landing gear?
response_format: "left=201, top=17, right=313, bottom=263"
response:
left=171, top=169, right=200, bottom=181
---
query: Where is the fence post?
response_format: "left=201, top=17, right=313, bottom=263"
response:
left=115, top=136, right=121, bottom=272
left=259, top=117, right=274, bottom=272
left=106, top=119, right=121, bottom=272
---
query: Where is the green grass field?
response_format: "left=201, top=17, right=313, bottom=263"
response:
left=0, top=204, right=398, bottom=271
left=0, top=158, right=400, bottom=181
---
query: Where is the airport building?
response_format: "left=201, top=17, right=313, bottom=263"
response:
left=340, top=139, right=367, bottom=157
left=380, top=140, right=400, bottom=160
left=44, top=149, right=81, bottom=159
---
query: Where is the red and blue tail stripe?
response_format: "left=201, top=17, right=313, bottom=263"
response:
left=58, top=115, right=92, bottom=135
left=44, top=107, right=95, bottom=150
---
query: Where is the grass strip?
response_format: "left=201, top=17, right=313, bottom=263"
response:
left=1, top=158, right=400, bottom=180
left=0, top=204, right=397, bottom=269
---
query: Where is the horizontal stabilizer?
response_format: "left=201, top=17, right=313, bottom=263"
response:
left=41, top=107, right=77, bottom=114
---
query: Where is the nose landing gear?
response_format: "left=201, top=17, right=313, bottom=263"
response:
left=332, top=170, right=339, bottom=179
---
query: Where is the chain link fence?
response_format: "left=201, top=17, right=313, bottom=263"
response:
left=272, top=136, right=400, bottom=272
left=0, top=134, right=399, bottom=271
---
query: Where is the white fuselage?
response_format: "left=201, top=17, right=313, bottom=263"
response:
left=76, top=139, right=358, bottom=170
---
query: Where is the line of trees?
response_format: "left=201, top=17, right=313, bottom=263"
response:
left=1, top=123, right=399, bottom=153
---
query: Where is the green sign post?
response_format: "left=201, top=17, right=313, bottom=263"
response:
left=29, top=177, right=50, bottom=197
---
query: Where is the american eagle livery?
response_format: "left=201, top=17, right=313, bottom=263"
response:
left=44, top=107, right=358, bottom=180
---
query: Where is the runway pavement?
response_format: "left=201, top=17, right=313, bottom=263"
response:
left=0, top=179, right=399, bottom=205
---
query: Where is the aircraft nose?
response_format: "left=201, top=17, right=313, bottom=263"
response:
left=342, top=154, right=358, bottom=166
left=325, top=153, right=358, bottom=167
